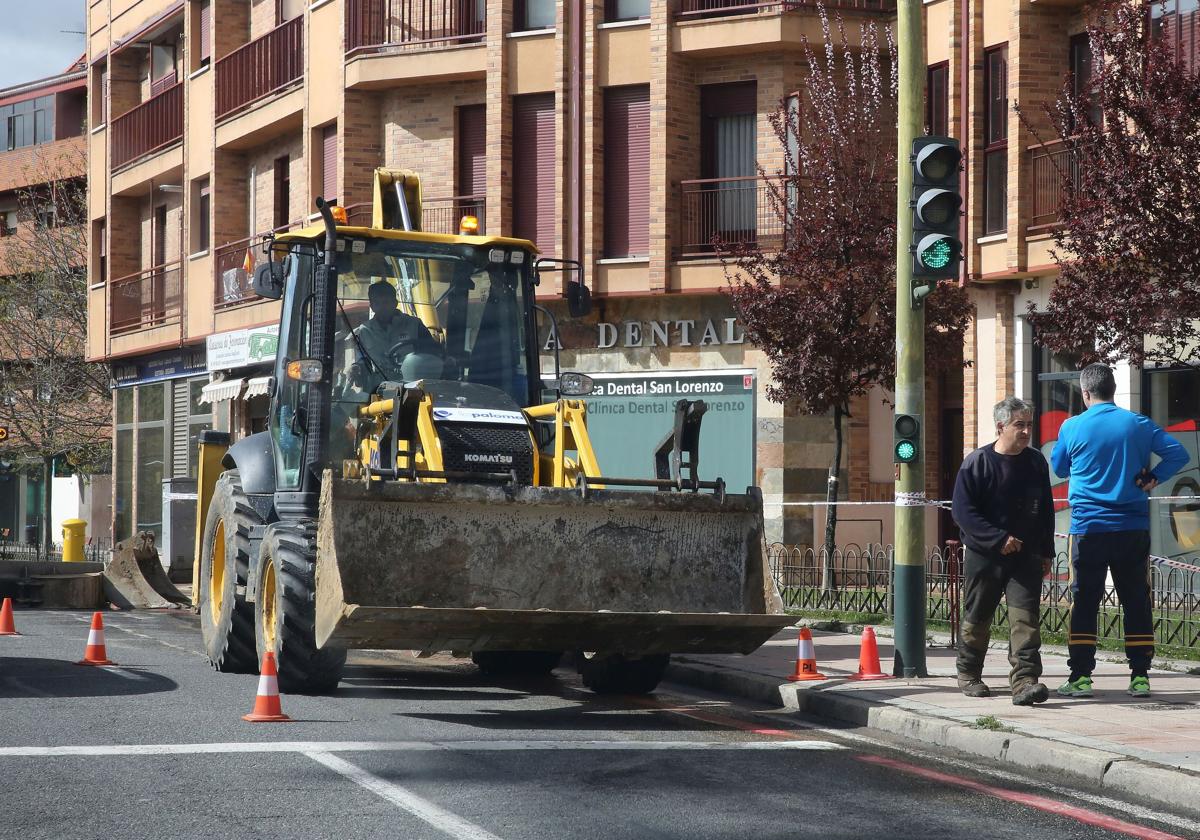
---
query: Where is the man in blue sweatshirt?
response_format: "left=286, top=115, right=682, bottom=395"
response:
left=1051, top=363, right=1188, bottom=698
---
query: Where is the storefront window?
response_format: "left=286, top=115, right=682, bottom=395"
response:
left=116, top=387, right=133, bottom=424
left=1034, top=346, right=1083, bottom=451
left=114, top=426, right=133, bottom=541
left=1143, top=366, right=1200, bottom=563
left=135, top=383, right=167, bottom=543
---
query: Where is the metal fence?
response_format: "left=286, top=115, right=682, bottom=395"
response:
left=0, top=540, right=112, bottom=564
left=768, top=542, right=1200, bottom=654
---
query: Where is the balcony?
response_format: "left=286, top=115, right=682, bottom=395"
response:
left=678, top=176, right=785, bottom=257
left=676, top=0, right=895, bottom=20
left=346, top=0, right=486, bottom=56
left=110, top=262, right=182, bottom=336
left=343, top=195, right=486, bottom=234
left=111, top=83, right=183, bottom=170
left=213, top=226, right=295, bottom=310
left=1028, top=139, right=1080, bottom=230
left=216, top=17, right=304, bottom=120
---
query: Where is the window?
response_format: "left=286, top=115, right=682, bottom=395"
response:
left=198, top=1, right=212, bottom=68
left=114, top=389, right=133, bottom=542
left=135, top=383, right=168, bottom=543
left=321, top=124, right=337, bottom=202
left=186, top=379, right=213, bottom=479
left=93, top=219, right=107, bottom=284
left=1150, top=0, right=1200, bottom=74
left=191, top=178, right=210, bottom=253
left=515, top=0, right=555, bottom=31
left=603, top=85, right=650, bottom=258
left=700, top=81, right=758, bottom=246
left=606, top=0, right=649, bottom=21
left=1069, top=33, right=1101, bottom=131
left=150, top=43, right=178, bottom=96
left=512, top=93, right=555, bottom=252
left=0, top=210, right=15, bottom=237
left=926, top=62, right=948, bottom=136
left=36, top=208, right=57, bottom=230
left=456, top=104, right=486, bottom=230
left=277, top=0, right=305, bottom=23
left=95, top=65, right=109, bottom=125
left=983, top=46, right=1008, bottom=235
left=274, top=156, right=290, bottom=230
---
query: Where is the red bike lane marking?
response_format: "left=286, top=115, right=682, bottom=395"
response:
left=858, top=754, right=1184, bottom=840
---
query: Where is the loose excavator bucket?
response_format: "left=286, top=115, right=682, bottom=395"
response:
left=314, top=473, right=789, bottom=654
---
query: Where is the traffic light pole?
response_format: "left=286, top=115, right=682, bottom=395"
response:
left=893, top=0, right=928, bottom=678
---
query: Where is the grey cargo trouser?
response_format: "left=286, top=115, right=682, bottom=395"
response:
left=956, top=546, right=1044, bottom=690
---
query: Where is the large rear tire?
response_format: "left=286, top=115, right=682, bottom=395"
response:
left=197, top=471, right=260, bottom=673
left=255, top=522, right=346, bottom=693
left=578, top=653, right=670, bottom=695
left=472, top=651, right=563, bottom=677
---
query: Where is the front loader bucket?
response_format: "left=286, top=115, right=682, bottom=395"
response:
left=103, top=534, right=190, bottom=610
left=315, top=473, right=789, bottom=654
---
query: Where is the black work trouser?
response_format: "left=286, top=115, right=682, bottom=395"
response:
left=957, top=547, right=1044, bottom=689
left=1067, top=530, right=1154, bottom=677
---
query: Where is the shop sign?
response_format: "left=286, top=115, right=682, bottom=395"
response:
left=544, top=318, right=745, bottom=351
left=112, top=347, right=208, bottom=387
left=207, top=324, right=280, bottom=370
left=581, top=370, right=756, bottom=492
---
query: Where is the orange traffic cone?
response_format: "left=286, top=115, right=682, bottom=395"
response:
left=787, top=627, right=827, bottom=681
left=846, top=626, right=893, bottom=681
left=243, top=652, right=293, bottom=722
left=77, top=612, right=115, bottom=666
left=0, top=597, right=18, bottom=636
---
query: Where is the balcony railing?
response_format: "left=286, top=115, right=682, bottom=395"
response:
left=111, top=82, right=183, bottom=169
left=216, top=17, right=304, bottom=119
left=214, top=225, right=295, bottom=310
left=1029, top=139, right=1080, bottom=230
left=677, top=0, right=895, bottom=18
left=343, top=196, right=486, bottom=234
left=346, top=0, right=486, bottom=56
left=110, top=262, right=182, bottom=336
left=679, top=176, right=786, bottom=257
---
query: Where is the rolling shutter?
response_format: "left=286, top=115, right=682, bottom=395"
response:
left=457, top=104, right=486, bottom=199
left=322, top=124, right=337, bottom=202
left=512, top=93, right=555, bottom=252
left=603, top=85, right=649, bottom=258
left=171, top=379, right=190, bottom=477
left=200, top=1, right=212, bottom=63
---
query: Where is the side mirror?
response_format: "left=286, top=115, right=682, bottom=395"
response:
left=566, top=279, right=592, bottom=318
left=253, top=261, right=285, bottom=300
left=557, top=372, right=595, bottom=397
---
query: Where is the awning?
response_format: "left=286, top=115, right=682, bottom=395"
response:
left=243, top=376, right=272, bottom=399
left=198, top=378, right=244, bottom=405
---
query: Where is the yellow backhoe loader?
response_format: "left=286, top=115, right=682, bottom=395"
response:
left=192, top=169, right=788, bottom=694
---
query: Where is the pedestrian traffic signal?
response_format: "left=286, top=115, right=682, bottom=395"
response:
left=910, top=136, right=962, bottom=305
left=894, top=414, right=921, bottom=464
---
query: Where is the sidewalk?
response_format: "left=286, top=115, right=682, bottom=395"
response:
left=667, top=625, right=1200, bottom=818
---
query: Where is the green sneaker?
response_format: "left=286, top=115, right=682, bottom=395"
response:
left=1128, top=675, right=1151, bottom=698
left=1057, top=675, right=1094, bottom=697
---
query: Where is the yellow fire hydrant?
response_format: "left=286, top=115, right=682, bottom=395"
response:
left=62, top=519, right=87, bottom=562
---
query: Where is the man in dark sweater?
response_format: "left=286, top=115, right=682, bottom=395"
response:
left=952, top=397, right=1056, bottom=705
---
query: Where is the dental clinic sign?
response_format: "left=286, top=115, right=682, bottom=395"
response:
left=544, top=318, right=745, bottom=351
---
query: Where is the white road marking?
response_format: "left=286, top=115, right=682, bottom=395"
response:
left=0, top=738, right=843, bottom=758
left=306, top=750, right=506, bottom=840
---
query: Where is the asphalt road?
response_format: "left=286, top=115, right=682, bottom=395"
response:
left=0, top=608, right=1195, bottom=840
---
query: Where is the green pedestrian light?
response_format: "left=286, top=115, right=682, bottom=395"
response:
left=909, top=137, right=962, bottom=306
left=893, top=414, right=921, bottom=464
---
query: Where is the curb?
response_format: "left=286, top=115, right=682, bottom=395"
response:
left=666, top=657, right=1200, bottom=819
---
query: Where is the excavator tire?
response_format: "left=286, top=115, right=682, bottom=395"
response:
left=198, top=471, right=260, bottom=673
left=472, top=651, right=563, bottom=677
left=255, top=521, right=346, bottom=693
left=577, top=653, right=670, bottom=695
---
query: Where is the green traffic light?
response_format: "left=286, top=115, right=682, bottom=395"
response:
left=920, top=239, right=953, bottom=270
left=895, top=440, right=917, bottom=462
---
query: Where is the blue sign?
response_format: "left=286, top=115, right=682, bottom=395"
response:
left=112, top=347, right=207, bottom=387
